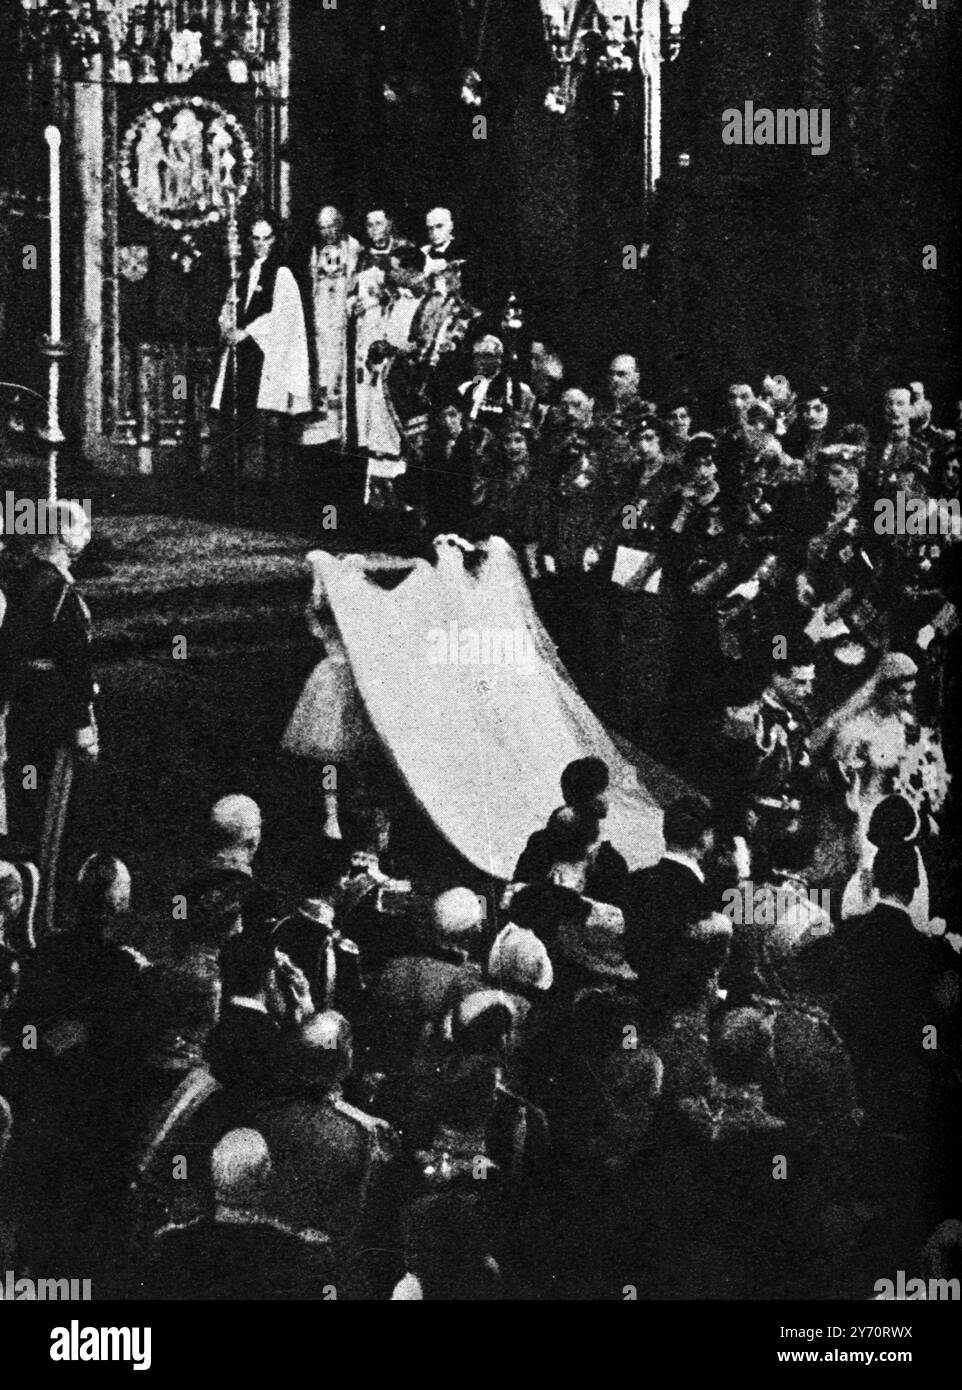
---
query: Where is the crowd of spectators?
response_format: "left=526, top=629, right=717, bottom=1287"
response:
left=1, top=311, right=961, bottom=1297
left=0, top=738, right=958, bottom=1297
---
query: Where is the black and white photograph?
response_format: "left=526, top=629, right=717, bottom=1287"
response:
left=0, top=0, right=960, bottom=1340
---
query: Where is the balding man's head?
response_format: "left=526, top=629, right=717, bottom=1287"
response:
left=316, top=205, right=344, bottom=245
left=209, top=795, right=262, bottom=866
left=211, top=1128, right=272, bottom=1209
left=429, top=888, right=484, bottom=951
left=284, top=1011, right=353, bottom=1091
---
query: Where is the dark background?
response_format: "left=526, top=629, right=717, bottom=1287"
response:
left=287, top=0, right=962, bottom=415
left=0, top=0, right=959, bottom=432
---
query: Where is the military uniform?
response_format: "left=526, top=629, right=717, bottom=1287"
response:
left=271, top=907, right=365, bottom=1021
left=252, top=1089, right=400, bottom=1296
left=456, top=370, right=535, bottom=432
left=0, top=553, right=96, bottom=863
left=722, top=688, right=814, bottom=843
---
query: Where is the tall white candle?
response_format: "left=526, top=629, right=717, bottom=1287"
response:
left=44, top=125, right=62, bottom=343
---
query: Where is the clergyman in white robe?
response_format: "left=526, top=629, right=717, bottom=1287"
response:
left=301, top=231, right=362, bottom=447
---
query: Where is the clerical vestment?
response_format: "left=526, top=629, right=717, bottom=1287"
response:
left=301, top=235, right=361, bottom=447
left=353, top=263, right=421, bottom=481
left=211, top=261, right=311, bottom=416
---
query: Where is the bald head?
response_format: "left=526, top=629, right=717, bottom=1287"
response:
left=430, top=887, right=484, bottom=949
left=316, top=205, right=344, bottom=245
left=209, top=795, right=262, bottom=865
left=286, top=1010, right=353, bottom=1090
left=212, top=1128, right=272, bottom=1209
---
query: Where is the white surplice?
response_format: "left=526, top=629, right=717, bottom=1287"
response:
left=211, top=263, right=311, bottom=415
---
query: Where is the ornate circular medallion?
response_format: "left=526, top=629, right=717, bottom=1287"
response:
left=119, top=96, right=254, bottom=230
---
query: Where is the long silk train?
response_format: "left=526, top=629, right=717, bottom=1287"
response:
left=311, top=537, right=683, bottom=881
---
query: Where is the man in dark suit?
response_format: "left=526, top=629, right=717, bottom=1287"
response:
left=832, top=842, right=959, bottom=1132
left=624, top=793, right=716, bottom=999
left=207, top=930, right=311, bottom=1096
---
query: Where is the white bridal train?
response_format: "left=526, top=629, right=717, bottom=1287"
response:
left=283, top=535, right=683, bottom=881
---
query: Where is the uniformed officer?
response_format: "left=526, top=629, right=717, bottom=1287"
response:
left=0, top=502, right=97, bottom=875
left=721, top=633, right=818, bottom=853
left=271, top=896, right=364, bottom=1022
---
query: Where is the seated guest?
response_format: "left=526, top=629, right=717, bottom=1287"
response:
left=271, top=896, right=364, bottom=1021
left=658, top=433, right=724, bottom=586
left=418, top=398, right=489, bottom=537
left=252, top=1012, right=400, bottom=1295
left=660, top=395, right=696, bottom=476
left=466, top=414, right=540, bottom=551
left=143, top=1128, right=334, bottom=1300
left=513, top=757, right=630, bottom=910
left=365, top=888, right=485, bottom=1070
left=457, top=334, right=534, bottom=432
left=757, top=371, right=797, bottom=438
left=624, top=792, right=716, bottom=987
left=529, top=349, right=565, bottom=431
left=595, top=353, right=652, bottom=446
left=871, top=383, right=932, bottom=490
left=783, top=383, right=834, bottom=481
